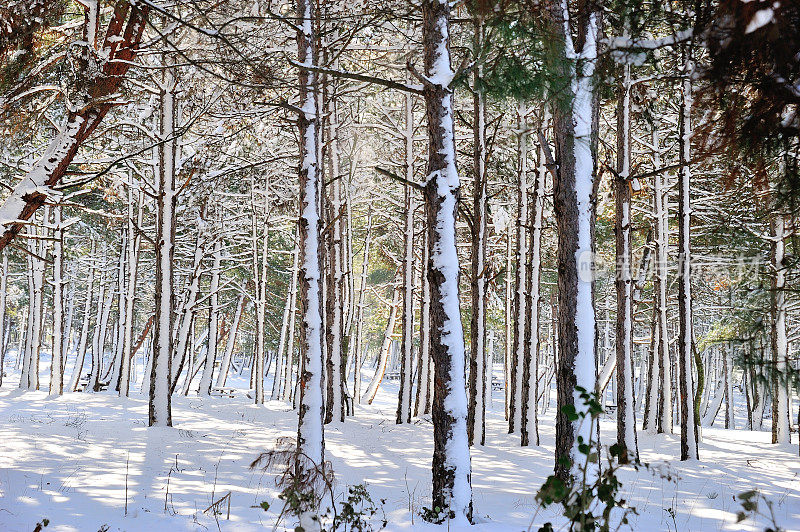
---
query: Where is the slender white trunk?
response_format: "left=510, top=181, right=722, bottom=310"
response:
left=397, top=92, right=416, bottom=424
left=150, top=81, right=177, bottom=427
left=417, top=230, right=433, bottom=416
left=274, top=233, right=299, bottom=399
left=92, top=273, right=114, bottom=391
left=363, top=286, right=400, bottom=404
left=216, top=295, right=244, bottom=388
left=615, top=61, right=638, bottom=461
left=119, top=187, right=141, bottom=396
left=172, top=238, right=204, bottom=391
left=678, top=65, right=698, bottom=460
left=50, top=206, right=65, bottom=395
left=199, top=238, right=222, bottom=395
left=772, top=213, right=790, bottom=444
left=282, top=249, right=300, bottom=402
left=523, top=122, right=546, bottom=446
left=352, top=212, right=371, bottom=405
left=69, top=248, right=95, bottom=392
left=108, top=232, right=127, bottom=388
left=511, top=102, right=528, bottom=436
left=0, top=255, right=7, bottom=387
left=504, top=223, right=512, bottom=420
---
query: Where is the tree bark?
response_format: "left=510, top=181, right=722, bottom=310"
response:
left=294, top=0, right=325, bottom=515
left=678, top=62, right=698, bottom=460
left=421, top=0, right=472, bottom=520
left=547, top=1, right=602, bottom=480
left=468, top=13, right=488, bottom=446
left=614, top=62, right=638, bottom=463
left=149, top=80, right=177, bottom=427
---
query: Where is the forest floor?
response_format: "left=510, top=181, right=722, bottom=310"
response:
left=0, top=361, right=798, bottom=531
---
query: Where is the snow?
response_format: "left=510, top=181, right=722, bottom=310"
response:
left=0, top=362, right=798, bottom=531
left=745, top=7, right=776, bottom=34
left=571, top=11, right=599, bottom=472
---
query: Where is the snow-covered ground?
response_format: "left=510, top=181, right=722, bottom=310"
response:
left=0, top=359, right=798, bottom=531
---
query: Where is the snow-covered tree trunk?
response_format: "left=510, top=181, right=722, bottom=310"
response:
left=171, top=232, right=205, bottom=393
left=723, top=345, right=734, bottom=429
left=521, top=121, right=546, bottom=447
left=92, top=267, right=114, bottom=391
left=199, top=238, right=222, bottom=395
left=150, top=81, right=177, bottom=427
left=273, top=234, right=298, bottom=400
left=677, top=64, right=698, bottom=460
left=771, top=212, right=790, bottom=444
left=324, top=102, right=346, bottom=422
left=69, top=246, right=95, bottom=392
left=415, top=225, right=433, bottom=416
left=21, top=225, right=45, bottom=390
left=363, top=285, right=400, bottom=404
left=397, top=90, right=416, bottom=425
left=352, top=211, right=372, bottom=405
left=294, top=0, right=325, bottom=521
left=118, top=187, right=141, bottom=396
left=49, top=206, right=65, bottom=395
left=420, top=0, right=472, bottom=520
left=107, top=232, right=127, bottom=388
left=651, top=124, right=673, bottom=435
left=215, top=295, right=244, bottom=389
left=549, top=0, right=601, bottom=480
left=282, top=247, right=300, bottom=402
left=468, top=13, right=488, bottom=446
left=509, top=101, right=529, bottom=436
left=504, top=223, right=513, bottom=420
left=614, top=62, right=638, bottom=463
left=251, top=197, right=269, bottom=404
left=0, top=254, right=7, bottom=387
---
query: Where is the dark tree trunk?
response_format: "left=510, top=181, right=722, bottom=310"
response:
left=546, top=0, right=602, bottom=480
left=467, top=13, right=488, bottom=447
left=421, top=0, right=472, bottom=520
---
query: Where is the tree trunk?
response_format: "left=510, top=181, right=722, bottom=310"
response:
left=548, top=2, right=601, bottom=480
left=521, top=118, right=546, bottom=447
left=294, top=2, right=325, bottom=523
left=353, top=211, right=372, bottom=405
left=509, top=101, right=529, bottom=436
left=397, top=89, right=416, bottom=425
left=119, top=187, right=142, bottom=396
left=49, top=206, right=65, bottom=395
left=199, top=238, right=222, bottom=395
left=421, top=0, right=472, bottom=519
left=363, top=285, right=400, bottom=404
left=0, top=255, right=7, bottom=388
left=415, top=224, right=433, bottom=416
left=216, top=295, right=245, bottom=389
left=614, top=62, right=638, bottom=463
left=677, top=63, right=698, bottom=460
left=170, top=236, right=205, bottom=394
left=771, top=212, right=790, bottom=444
left=68, top=244, right=95, bottom=392
left=150, top=80, right=177, bottom=427
left=468, top=13, right=488, bottom=446
left=274, top=231, right=299, bottom=399
left=651, top=124, right=673, bottom=435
